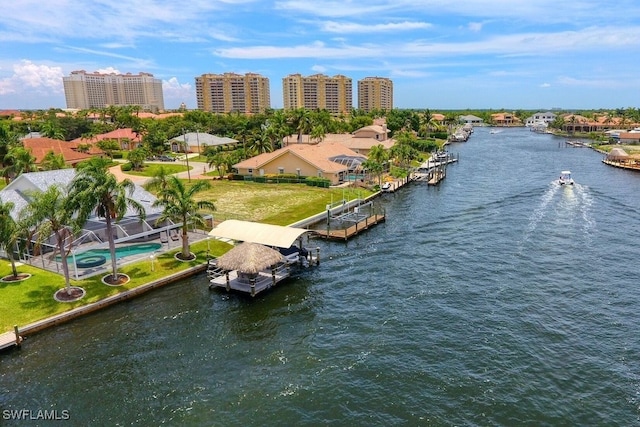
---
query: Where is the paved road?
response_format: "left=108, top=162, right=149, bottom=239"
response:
left=109, top=155, right=211, bottom=184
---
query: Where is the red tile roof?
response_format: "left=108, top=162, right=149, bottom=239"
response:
left=22, top=137, right=100, bottom=164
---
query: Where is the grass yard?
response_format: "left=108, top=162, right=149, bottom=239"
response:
left=126, top=163, right=190, bottom=177
left=0, top=239, right=232, bottom=332
left=189, top=180, right=375, bottom=225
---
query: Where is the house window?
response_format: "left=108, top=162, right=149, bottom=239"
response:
left=248, top=168, right=253, bottom=174
left=278, top=167, right=284, bottom=174
left=317, top=170, right=322, bottom=177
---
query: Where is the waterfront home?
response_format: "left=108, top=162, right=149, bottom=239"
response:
left=459, top=114, right=484, bottom=126
left=525, top=111, right=557, bottom=127
left=282, top=123, right=394, bottom=157
left=233, top=142, right=367, bottom=185
left=490, top=112, right=521, bottom=126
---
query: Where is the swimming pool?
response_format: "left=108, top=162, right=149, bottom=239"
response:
left=64, top=243, right=162, bottom=268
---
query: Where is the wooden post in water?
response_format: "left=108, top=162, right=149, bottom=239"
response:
left=14, top=325, right=21, bottom=347
left=250, top=277, right=256, bottom=297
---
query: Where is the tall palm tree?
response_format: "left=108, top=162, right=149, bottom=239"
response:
left=0, top=200, right=23, bottom=279
left=20, top=185, right=82, bottom=295
left=68, top=158, right=146, bottom=283
left=153, top=176, right=216, bottom=260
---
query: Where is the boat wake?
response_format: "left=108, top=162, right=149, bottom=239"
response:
left=519, top=181, right=595, bottom=250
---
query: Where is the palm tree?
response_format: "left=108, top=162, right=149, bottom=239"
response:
left=0, top=200, right=23, bottom=279
left=40, top=119, right=65, bottom=140
left=68, top=158, right=146, bottom=284
left=2, top=146, right=37, bottom=182
left=153, top=176, right=216, bottom=260
left=145, top=166, right=171, bottom=193
left=20, top=185, right=83, bottom=296
left=40, top=150, right=67, bottom=171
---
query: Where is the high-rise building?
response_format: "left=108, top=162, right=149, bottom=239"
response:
left=282, top=74, right=352, bottom=114
left=195, top=73, right=270, bottom=114
left=358, top=77, right=393, bottom=113
left=63, top=70, right=164, bottom=111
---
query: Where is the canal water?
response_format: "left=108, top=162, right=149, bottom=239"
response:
left=2, top=127, right=640, bottom=425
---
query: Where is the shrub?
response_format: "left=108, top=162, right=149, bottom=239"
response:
left=120, top=162, right=133, bottom=172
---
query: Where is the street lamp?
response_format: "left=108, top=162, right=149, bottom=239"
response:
left=150, top=253, right=156, bottom=272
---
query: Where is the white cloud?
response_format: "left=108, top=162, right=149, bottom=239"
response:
left=0, top=60, right=63, bottom=95
left=162, top=77, right=193, bottom=107
left=468, top=22, right=484, bottom=32
left=311, top=65, right=327, bottom=73
left=95, top=67, right=122, bottom=75
left=540, top=82, right=551, bottom=88
left=321, top=21, right=432, bottom=33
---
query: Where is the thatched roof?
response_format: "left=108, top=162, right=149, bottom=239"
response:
left=216, top=242, right=284, bottom=274
left=608, top=147, right=629, bottom=160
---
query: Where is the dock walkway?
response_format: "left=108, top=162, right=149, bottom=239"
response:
left=312, top=214, right=386, bottom=241
left=0, top=328, right=22, bottom=351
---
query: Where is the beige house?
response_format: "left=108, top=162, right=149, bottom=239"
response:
left=282, top=124, right=394, bottom=157
left=234, top=143, right=366, bottom=185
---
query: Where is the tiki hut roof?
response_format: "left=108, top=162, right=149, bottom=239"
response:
left=216, top=242, right=284, bottom=274
left=607, top=147, right=629, bottom=160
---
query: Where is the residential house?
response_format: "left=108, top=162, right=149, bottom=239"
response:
left=525, top=111, right=557, bottom=127
left=490, top=112, right=521, bottom=126
left=71, top=128, right=142, bottom=150
left=22, top=137, right=101, bottom=167
left=459, top=115, right=484, bottom=126
left=170, top=132, right=239, bottom=154
left=234, top=143, right=366, bottom=185
left=282, top=123, right=394, bottom=157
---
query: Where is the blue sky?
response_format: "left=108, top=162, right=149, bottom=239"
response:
left=1, top=0, right=639, bottom=111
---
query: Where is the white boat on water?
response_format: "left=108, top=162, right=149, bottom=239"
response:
left=558, top=170, right=574, bottom=186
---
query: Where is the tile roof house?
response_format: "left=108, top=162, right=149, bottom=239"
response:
left=70, top=128, right=142, bottom=150
left=22, top=137, right=101, bottom=166
left=282, top=124, right=394, bottom=157
left=234, top=143, right=367, bottom=185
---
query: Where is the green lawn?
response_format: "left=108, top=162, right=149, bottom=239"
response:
left=190, top=180, right=374, bottom=225
left=1, top=180, right=374, bottom=332
left=126, top=163, right=190, bottom=177
left=0, top=239, right=232, bottom=332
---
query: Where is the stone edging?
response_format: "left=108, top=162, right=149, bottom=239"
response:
left=17, top=264, right=207, bottom=337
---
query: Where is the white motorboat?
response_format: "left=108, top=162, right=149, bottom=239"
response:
left=558, top=170, right=574, bottom=186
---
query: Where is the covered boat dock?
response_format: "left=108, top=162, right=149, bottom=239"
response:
left=206, top=220, right=319, bottom=296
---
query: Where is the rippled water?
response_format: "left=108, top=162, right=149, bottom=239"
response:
left=2, top=128, right=640, bottom=426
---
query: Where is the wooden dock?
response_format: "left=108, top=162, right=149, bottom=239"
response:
left=0, top=327, right=22, bottom=351
left=427, top=170, right=446, bottom=185
left=312, top=214, right=385, bottom=241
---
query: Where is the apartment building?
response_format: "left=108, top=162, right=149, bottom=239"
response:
left=63, top=70, right=164, bottom=111
left=282, top=74, right=352, bottom=114
left=358, top=77, right=393, bottom=112
left=195, top=73, right=271, bottom=114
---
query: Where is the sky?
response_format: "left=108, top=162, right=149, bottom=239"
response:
left=1, top=0, right=640, bottom=111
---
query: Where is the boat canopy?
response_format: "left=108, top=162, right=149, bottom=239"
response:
left=208, top=219, right=310, bottom=249
left=561, top=170, right=571, bottom=175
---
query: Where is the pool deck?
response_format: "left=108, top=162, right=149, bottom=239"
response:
left=22, top=230, right=211, bottom=280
